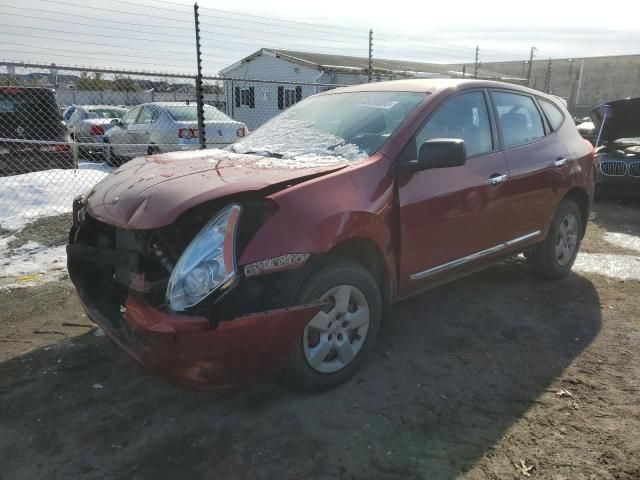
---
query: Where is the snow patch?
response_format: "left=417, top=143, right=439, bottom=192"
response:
left=0, top=161, right=113, bottom=231
left=0, top=241, right=67, bottom=289
left=573, top=253, right=640, bottom=281
left=603, top=232, right=640, bottom=253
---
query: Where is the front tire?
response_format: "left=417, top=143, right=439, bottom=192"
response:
left=526, top=199, right=582, bottom=279
left=285, top=261, right=382, bottom=392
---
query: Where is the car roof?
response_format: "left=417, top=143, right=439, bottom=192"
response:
left=143, top=102, right=200, bottom=107
left=321, top=79, right=558, bottom=101
left=81, top=105, right=128, bottom=110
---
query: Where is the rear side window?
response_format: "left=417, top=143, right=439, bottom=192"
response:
left=137, top=107, right=160, bottom=124
left=539, top=99, right=565, bottom=131
left=415, top=91, right=493, bottom=158
left=493, top=91, right=545, bottom=148
left=165, top=106, right=198, bottom=121
left=0, top=89, right=59, bottom=119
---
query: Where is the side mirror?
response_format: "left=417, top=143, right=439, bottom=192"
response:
left=396, top=138, right=467, bottom=175
left=111, top=118, right=121, bottom=127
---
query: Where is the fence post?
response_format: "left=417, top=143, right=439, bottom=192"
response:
left=368, top=29, right=373, bottom=83
left=193, top=2, right=206, bottom=149
left=474, top=46, right=479, bottom=79
left=527, top=46, right=537, bottom=87
left=544, top=58, right=552, bottom=93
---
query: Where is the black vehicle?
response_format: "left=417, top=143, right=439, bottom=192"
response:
left=591, top=97, right=640, bottom=195
left=0, top=86, right=74, bottom=175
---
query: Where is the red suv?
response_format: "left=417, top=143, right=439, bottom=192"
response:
left=68, top=79, right=594, bottom=391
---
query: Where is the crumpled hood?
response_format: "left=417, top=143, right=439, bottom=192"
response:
left=85, top=149, right=348, bottom=229
left=591, top=97, right=640, bottom=144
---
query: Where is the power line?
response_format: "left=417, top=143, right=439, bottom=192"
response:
left=198, top=12, right=365, bottom=40
left=0, top=23, right=194, bottom=47
left=0, top=31, right=195, bottom=57
left=0, top=48, right=195, bottom=69
left=0, top=5, right=194, bottom=36
left=112, top=0, right=367, bottom=36
left=42, top=0, right=193, bottom=24
left=0, top=11, right=197, bottom=40
left=1, top=42, right=195, bottom=64
left=197, top=19, right=366, bottom=43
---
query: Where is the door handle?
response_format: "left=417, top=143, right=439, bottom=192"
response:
left=486, top=173, right=508, bottom=186
left=554, top=158, right=568, bottom=167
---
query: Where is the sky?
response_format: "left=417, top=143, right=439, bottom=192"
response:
left=1, top=0, right=639, bottom=75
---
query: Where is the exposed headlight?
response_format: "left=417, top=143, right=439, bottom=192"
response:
left=166, top=204, right=241, bottom=312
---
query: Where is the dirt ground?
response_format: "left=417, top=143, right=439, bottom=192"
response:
left=1, top=198, right=639, bottom=480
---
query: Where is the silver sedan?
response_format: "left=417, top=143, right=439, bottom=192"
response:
left=105, top=102, right=248, bottom=161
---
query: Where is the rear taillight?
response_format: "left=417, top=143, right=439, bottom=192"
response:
left=236, top=127, right=247, bottom=137
left=0, top=87, right=22, bottom=94
left=89, top=124, right=105, bottom=136
left=39, top=144, right=69, bottom=152
left=178, top=128, right=198, bottom=139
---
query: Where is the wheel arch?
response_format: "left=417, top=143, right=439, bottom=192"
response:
left=562, top=187, right=590, bottom=238
left=325, top=236, right=392, bottom=315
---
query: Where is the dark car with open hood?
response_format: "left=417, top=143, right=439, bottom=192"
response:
left=590, top=97, right=640, bottom=195
left=67, top=79, right=595, bottom=391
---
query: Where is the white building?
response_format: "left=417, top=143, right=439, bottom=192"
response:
left=218, top=49, right=444, bottom=130
left=219, top=49, right=524, bottom=130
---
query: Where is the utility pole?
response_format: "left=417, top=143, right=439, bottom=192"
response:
left=462, top=65, right=466, bottom=78
left=474, top=46, right=479, bottom=79
left=193, top=2, right=206, bottom=149
left=527, top=46, right=537, bottom=87
left=544, top=58, right=552, bottom=93
left=368, top=29, right=373, bottom=83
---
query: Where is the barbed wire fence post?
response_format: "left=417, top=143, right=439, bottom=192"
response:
left=474, top=46, right=479, bottom=79
left=368, top=29, right=373, bottom=83
left=193, top=2, right=206, bottom=149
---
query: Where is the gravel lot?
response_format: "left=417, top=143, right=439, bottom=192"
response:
left=0, top=198, right=639, bottom=480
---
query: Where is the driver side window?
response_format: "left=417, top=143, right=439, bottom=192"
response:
left=121, top=107, right=141, bottom=127
left=415, top=91, right=493, bottom=158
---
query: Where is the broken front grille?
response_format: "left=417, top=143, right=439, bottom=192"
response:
left=600, top=161, right=627, bottom=176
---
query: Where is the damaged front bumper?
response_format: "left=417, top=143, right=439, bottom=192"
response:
left=73, top=281, right=319, bottom=389
left=67, top=206, right=320, bottom=389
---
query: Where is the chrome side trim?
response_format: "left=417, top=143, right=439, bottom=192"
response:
left=409, top=230, right=542, bottom=281
left=504, top=230, right=542, bottom=246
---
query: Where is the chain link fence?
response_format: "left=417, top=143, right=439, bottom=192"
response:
left=1, top=0, right=637, bottom=235
left=0, top=62, right=347, bottom=230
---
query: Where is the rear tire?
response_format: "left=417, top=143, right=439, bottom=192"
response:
left=104, top=146, right=123, bottom=167
left=526, top=199, right=582, bottom=279
left=284, top=261, right=382, bottom=392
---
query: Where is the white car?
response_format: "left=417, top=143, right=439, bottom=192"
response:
left=105, top=102, right=248, bottom=162
left=67, top=105, right=128, bottom=156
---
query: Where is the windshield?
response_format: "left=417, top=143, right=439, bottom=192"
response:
left=165, top=104, right=230, bottom=122
left=232, top=91, right=425, bottom=161
left=0, top=89, right=59, bottom=119
left=87, top=108, right=126, bottom=119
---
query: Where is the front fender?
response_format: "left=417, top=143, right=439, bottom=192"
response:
left=238, top=157, right=396, bottom=285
